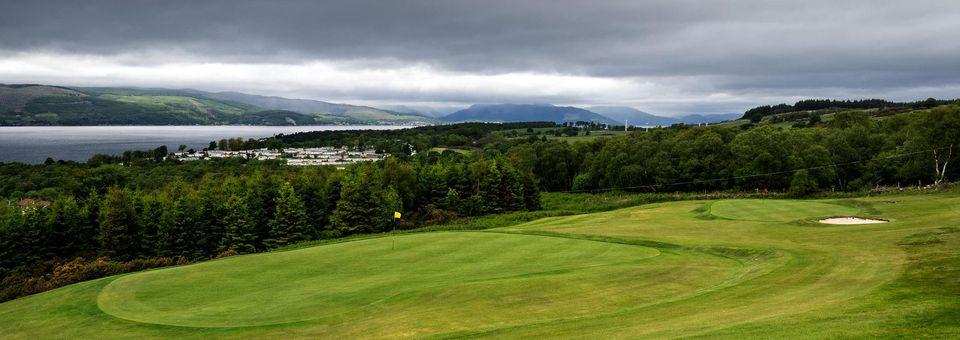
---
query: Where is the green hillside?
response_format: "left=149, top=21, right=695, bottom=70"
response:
left=0, top=85, right=435, bottom=125
left=1, top=190, right=957, bottom=338
left=0, top=84, right=85, bottom=112
left=202, top=91, right=438, bottom=124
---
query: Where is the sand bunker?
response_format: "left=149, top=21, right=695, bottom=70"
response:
left=819, top=217, right=887, bottom=225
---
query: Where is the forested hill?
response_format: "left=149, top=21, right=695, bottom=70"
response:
left=196, top=91, right=435, bottom=124
left=741, top=98, right=958, bottom=123
left=443, top=104, right=620, bottom=125
left=0, top=84, right=438, bottom=126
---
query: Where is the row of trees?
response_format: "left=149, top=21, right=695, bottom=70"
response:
left=0, top=153, right=539, bottom=298
left=506, top=106, right=959, bottom=194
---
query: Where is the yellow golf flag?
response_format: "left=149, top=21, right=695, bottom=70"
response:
left=394, top=211, right=402, bottom=219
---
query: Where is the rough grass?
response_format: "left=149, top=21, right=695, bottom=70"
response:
left=1, top=191, right=957, bottom=338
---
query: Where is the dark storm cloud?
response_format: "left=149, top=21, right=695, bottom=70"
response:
left=1, top=0, right=959, bottom=113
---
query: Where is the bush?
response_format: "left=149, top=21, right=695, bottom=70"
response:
left=790, top=170, right=819, bottom=196
left=318, top=229, right=342, bottom=240
left=0, top=257, right=182, bottom=302
left=416, top=204, right=459, bottom=226
left=216, top=250, right=240, bottom=259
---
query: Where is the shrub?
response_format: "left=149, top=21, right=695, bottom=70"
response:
left=0, top=257, right=182, bottom=302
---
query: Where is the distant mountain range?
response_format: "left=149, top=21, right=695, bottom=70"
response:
left=588, top=106, right=740, bottom=126
left=587, top=106, right=679, bottom=126
left=677, top=113, right=742, bottom=124
left=380, top=105, right=460, bottom=118
left=442, top=104, right=620, bottom=125
left=439, top=104, right=739, bottom=126
left=1, top=84, right=741, bottom=126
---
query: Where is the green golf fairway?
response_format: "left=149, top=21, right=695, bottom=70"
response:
left=2, top=193, right=958, bottom=338
left=708, top=199, right=860, bottom=221
left=98, top=232, right=662, bottom=327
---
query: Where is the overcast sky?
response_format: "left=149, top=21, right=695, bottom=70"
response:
left=1, top=0, right=959, bottom=115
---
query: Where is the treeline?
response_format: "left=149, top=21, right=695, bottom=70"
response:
left=0, top=153, right=538, bottom=301
left=274, top=122, right=556, bottom=153
left=508, top=105, right=959, bottom=193
left=742, top=98, right=956, bottom=122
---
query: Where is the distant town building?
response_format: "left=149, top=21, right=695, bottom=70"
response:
left=18, top=198, right=51, bottom=210
left=172, top=146, right=389, bottom=167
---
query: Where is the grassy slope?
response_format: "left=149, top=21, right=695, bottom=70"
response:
left=99, top=95, right=248, bottom=116
left=0, top=191, right=957, bottom=338
left=544, top=130, right=627, bottom=142
left=505, top=127, right=629, bottom=143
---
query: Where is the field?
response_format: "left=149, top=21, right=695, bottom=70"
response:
left=1, top=191, right=958, bottom=338
left=545, top=129, right=627, bottom=142
left=428, top=147, right=473, bottom=154
left=506, top=127, right=629, bottom=142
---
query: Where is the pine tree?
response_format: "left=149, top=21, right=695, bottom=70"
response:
left=292, top=169, right=330, bottom=239
left=98, top=187, right=136, bottom=259
left=79, top=191, right=102, bottom=255
left=245, top=173, right=277, bottom=249
left=196, top=185, right=225, bottom=257
left=137, top=196, right=163, bottom=258
left=158, top=197, right=195, bottom=258
left=331, top=172, right=400, bottom=234
left=331, top=175, right=380, bottom=234
left=221, top=194, right=257, bottom=253
left=48, top=197, right=86, bottom=258
left=266, top=182, right=309, bottom=248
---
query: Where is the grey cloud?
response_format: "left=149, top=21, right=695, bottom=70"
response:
left=1, top=0, right=959, bottom=113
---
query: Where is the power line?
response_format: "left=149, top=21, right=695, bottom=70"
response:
left=560, top=146, right=950, bottom=194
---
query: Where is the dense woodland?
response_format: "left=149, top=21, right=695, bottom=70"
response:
left=0, top=104, right=958, bottom=301
left=741, top=98, right=956, bottom=122
left=0, top=153, right=538, bottom=300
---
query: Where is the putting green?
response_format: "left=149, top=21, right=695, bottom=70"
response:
left=709, top=199, right=860, bottom=221
left=97, top=232, right=661, bottom=328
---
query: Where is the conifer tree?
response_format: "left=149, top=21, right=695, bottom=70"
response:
left=158, top=197, right=194, bottom=258
left=266, top=182, right=309, bottom=248
left=49, top=197, right=87, bottom=258
left=331, top=172, right=401, bottom=234
left=98, top=187, right=136, bottom=259
left=137, top=196, right=163, bottom=257
left=221, top=194, right=257, bottom=253
left=196, top=185, right=225, bottom=257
